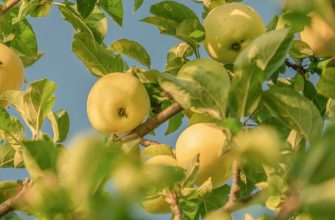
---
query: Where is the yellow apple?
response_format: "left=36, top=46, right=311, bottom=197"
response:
left=141, top=155, right=178, bottom=214
left=0, top=43, right=24, bottom=107
left=175, top=123, right=235, bottom=188
left=300, top=13, right=335, bottom=57
left=203, top=3, right=266, bottom=64
left=87, top=73, right=151, bottom=135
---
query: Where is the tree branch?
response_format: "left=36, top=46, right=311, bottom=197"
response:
left=0, top=179, right=30, bottom=217
left=165, top=190, right=182, bottom=220
left=277, top=188, right=300, bottom=219
left=285, top=59, right=308, bottom=75
left=222, top=160, right=240, bottom=211
left=140, top=138, right=161, bottom=147
left=0, top=0, right=20, bottom=17
left=119, top=102, right=183, bottom=142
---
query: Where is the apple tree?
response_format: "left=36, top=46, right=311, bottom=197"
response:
left=0, top=0, right=335, bottom=219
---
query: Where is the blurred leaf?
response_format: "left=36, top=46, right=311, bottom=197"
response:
left=188, top=113, right=217, bottom=126
left=182, top=155, right=200, bottom=187
left=141, top=144, right=174, bottom=158
left=72, top=32, right=124, bottom=77
left=77, top=0, right=97, bottom=18
left=0, top=145, right=15, bottom=168
left=317, top=59, right=335, bottom=99
left=221, top=118, right=243, bottom=135
left=165, top=112, right=183, bottom=135
left=289, top=40, right=313, bottom=59
left=47, top=109, right=70, bottom=143
left=110, top=39, right=151, bottom=68
left=277, top=11, right=311, bottom=33
left=59, top=4, right=108, bottom=43
left=0, top=79, right=56, bottom=137
left=262, top=87, right=323, bottom=141
left=0, top=181, right=21, bottom=203
left=134, top=0, right=144, bottom=12
left=98, top=0, right=123, bottom=26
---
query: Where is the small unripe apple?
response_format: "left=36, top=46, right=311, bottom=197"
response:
left=300, top=13, right=335, bottom=57
left=141, top=155, right=178, bottom=214
left=176, top=123, right=235, bottom=188
left=0, top=43, right=24, bottom=107
left=87, top=73, right=151, bottom=135
left=203, top=3, right=266, bottom=64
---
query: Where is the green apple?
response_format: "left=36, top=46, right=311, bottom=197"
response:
left=0, top=43, right=24, bottom=107
left=300, top=13, right=335, bottom=57
left=203, top=3, right=266, bottom=64
left=141, top=155, right=178, bottom=214
left=87, top=73, right=151, bottom=135
left=175, top=123, right=235, bottom=188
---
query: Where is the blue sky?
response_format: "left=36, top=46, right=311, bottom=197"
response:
left=1, top=0, right=283, bottom=219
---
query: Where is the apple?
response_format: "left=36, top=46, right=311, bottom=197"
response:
left=175, top=123, right=235, bottom=188
left=203, top=3, right=266, bottom=64
left=141, top=155, right=178, bottom=214
left=0, top=43, right=24, bottom=107
left=300, top=13, right=335, bottom=57
left=87, top=73, right=151, bottom=135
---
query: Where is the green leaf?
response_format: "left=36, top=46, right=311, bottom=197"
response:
left=317, top=62, right=335, bottom=99
left=59, top=4, right=108, bottom=43
left=262, top=87, right=323, bottom=141
left=140, top=16, right=177, bottom=35
left=289, top=40, right=313, bottom=59
left=14, top=0, right=52, bottom=20
left=0, top=79, right=56, bottom=137
left=110, top=39, right=151, bottom=68
left=141, top=144, right=174, bottom=159
left=165, top=112, right=183, bottom=135
left=98, top=0, right=123, bottom=26
left=0, top=107, right=25, bottom=150
left=23, top=140, right=58, bottom=172
left=150, top=1, right=198, bottom=22
left=198, top=184, right=230, bottom=217
left=72, top=32, right=124, bottom=77
left=158, top=62, right=230, bottom=120
left=47, top=110, right=70, bottom=143
left=134, top=0, right=144, bottom=12
left=165, top=43, right=193, bottom=75
left=0, top=145, right=15, bottom=168
left=0, top=181, right=21, bottom=203
left=77, top=0, right=97, bottom=18
left=277, top=11, right=311, bottom=33
left=235, top=29, right=293, bottom=79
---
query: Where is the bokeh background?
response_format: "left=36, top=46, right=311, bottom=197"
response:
left=1, top=0, right=283, bottom=219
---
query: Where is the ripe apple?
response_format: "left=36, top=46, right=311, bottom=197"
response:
left=87, top=73, right=151, bottom=135
left=0, top=43, right=24, bottom=107
left=300, top=13, right=335, bottom=57
left=141, top=155, right=178, bottom=214
left=175, top=123, right=235, bottom=188
left=203, top=3, right=266, bottom=64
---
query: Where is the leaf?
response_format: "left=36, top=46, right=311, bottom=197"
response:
left=150, top=1, right=198, bottom=22
left=141, top=144, right=174, bottom=159
left=0, top=107, right=25, bottom=150
left=77, top=0, right=97, bottom=18
left=110, top=39, right=151, bottom=68
left=0, top=181, right=21, bottom=203
left=317, top=63, right=335, bottom=99
left=14, top=0, right=51, bottom=20
left=277, top=11, right=311, bottom=33
left=59, top=4, right=108, bottom=43
left=134, top=0, right=144, bottom=12
left=262, top=87, right=323, bottom=141
left=11, top=19, right=38, bottom=57
left=235, top=29, right=293, bottom=79
left=0, top=145, right=15, bottom=168
left=72, top=32, right=124, bottom=77
left=289, top=40, right=313, bottom=59
left=0, top=79, right=56, bottom=137
left=158, top=62, right=230, bottom=120
left=23, top=140, right=58, bottom=172
left=47, top=110, right=70, bottom=143
left=165, top=112, right=183, bottom=135
left=165, top=43, right=193, bottom=75
left=98, top=0, right=123, bottom=26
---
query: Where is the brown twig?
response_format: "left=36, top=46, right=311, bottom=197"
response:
left=140, top=138, right=161, bottom=147
left=285, top=59, right=308, bottom=75
left=0, top=0, right=20, bottom=17
left=165, top=190, right=182, bottom=220
left=0, top=179, right=30, bottom=217
left=222, top=160, right=240, bottom=211
left=120, top=102, right=183, bottom=142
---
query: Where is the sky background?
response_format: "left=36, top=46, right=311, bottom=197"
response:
left=1, top=0, right=283, bottom=219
